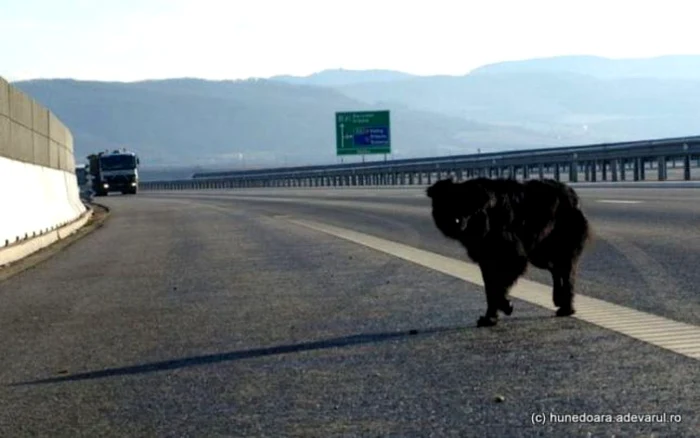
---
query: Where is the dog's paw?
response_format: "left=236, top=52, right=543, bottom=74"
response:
left=500, top=300, right=514, bottom=316
left=555, top=306, right=576, bottom=317
left=553, top=295, right=563, bottom=308
left=477, top=315, right=498, bottom=327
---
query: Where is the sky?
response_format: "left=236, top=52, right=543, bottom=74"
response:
left=1, top=0, right=699, bottom=82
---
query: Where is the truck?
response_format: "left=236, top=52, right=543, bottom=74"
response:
left=75, top=164, right=89, bottom=187
left=75, top=163, right=94, bottom=201
left=87, top=149, right=140, bottom=196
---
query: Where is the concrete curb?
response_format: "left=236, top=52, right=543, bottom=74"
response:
left=0, top=206, right=94, bottom=268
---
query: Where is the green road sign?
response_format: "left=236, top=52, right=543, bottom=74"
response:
left=335, top=110, right=391, bottom=156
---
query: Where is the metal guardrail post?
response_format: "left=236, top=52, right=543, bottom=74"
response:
left=602, top=160, right=608, bottom=181
left=658, top=156, right=667, bottom=181
left=619, top=159, right=626, bottom=181
left=569, top=156, right=578, bottom=182
left=591, top=161, right=598, bottom=182
left=585, top=162, right=591, bottom=182
left=554, top=163, right=561, bottom=181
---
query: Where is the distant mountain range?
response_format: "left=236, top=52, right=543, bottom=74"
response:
left=269, top=69, right=417, bottom=86
left=468, top=55, right=700, bottom=80
left=11, top=54, right=700, bottom=178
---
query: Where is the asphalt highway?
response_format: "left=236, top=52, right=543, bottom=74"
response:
left=0, top=186, right=698, bottom=437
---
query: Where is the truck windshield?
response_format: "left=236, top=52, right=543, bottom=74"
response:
left=100, top=155, right=137, bottom=171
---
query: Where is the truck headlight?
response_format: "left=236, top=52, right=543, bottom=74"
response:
left=103, top=183, right=109, bottom=189
left=131, top=182, right=137, bottom=187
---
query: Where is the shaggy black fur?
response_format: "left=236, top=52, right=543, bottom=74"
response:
left=427, top=177, right=591, bottom=327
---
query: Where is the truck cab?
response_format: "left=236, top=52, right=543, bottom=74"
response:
left=89, top=149, right=140, bottom=196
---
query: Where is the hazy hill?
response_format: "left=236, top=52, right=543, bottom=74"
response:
left=269, top=69, right=417, bottom=86
left=328, top=56, right=700, bottom=143
left=269, top=56, right=700, bottom=84
left=469, top=55, right=700, bottom=80
left=337, top=71, right=700, bottom=119
left=12, top=78, right=553, bottom=174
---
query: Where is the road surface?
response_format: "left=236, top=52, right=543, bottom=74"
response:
left=0, top=186, right=698, bottom=437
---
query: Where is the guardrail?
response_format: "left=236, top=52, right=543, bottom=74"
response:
left=141, top=135, right=700, bottom=190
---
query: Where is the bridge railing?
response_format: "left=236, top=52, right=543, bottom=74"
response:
left=141, top=135, right=700, bottom=190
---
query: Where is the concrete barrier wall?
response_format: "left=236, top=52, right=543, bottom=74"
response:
left=0, top=76, right=86, bottom=249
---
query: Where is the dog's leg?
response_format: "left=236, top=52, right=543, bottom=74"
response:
left=553, top=261, right=577, bottom=317
left=551, top=270, right=564, bottom=307
left=551, top=208, right=588, bottom=317
left=477, top=250, right=527, bottom=327
left=497, top=258, right=526, bottom=317
left=477, top=275, right=502, bottom=327
left=500, top=295, right=514, bottom=316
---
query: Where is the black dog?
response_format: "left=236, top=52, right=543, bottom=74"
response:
left=427, top=177, right=590, bottom=327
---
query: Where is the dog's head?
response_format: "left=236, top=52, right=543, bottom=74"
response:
left=426, top=178, right=493, bottom=240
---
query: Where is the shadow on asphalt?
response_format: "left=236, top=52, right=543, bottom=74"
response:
left=11, top=325, right=482, bottom=386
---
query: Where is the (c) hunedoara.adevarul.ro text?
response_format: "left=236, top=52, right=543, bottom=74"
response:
left=531, top=412, right=683, bottom=425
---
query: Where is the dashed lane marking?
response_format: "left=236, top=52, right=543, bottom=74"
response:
left=597, top=200, right=644, bottom=204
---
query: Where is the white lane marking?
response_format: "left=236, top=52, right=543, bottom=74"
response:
left=596, top=200, right=644, bottom=204
left=287, top=217, right=700, bottom=361
left=221, top=195, right=426, bottom=215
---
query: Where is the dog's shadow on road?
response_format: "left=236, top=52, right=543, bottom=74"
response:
left=12, top=313, right=561, bottom=387
left=10, top=324, right=488, bottom=387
